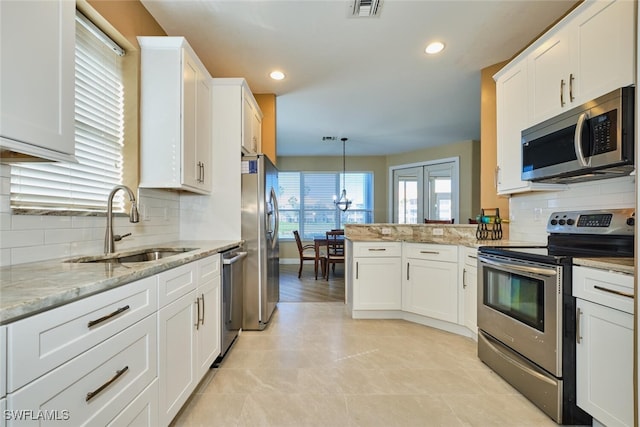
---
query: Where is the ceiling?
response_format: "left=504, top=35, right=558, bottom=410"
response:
left=140, top=0, right=577, bottom=157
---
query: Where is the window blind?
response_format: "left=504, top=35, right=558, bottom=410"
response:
left=10, top=11, right=125, bottom=212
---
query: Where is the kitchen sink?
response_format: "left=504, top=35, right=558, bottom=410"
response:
left=66, top=248, right=198, bottom=264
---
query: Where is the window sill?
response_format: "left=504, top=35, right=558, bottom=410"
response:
left=11, top=208, right=126, bottom=217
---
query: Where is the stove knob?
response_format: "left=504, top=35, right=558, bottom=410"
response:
left=627, top=217, right=635, bottom=226
left=550, top=219, right=558, bottom=226
left=566, top=219, right=575, bottom=226
left=558, top=219, right=566, bottom=225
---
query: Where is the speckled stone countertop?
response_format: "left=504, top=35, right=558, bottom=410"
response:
left=574, top=257, right=635, bottom=275
left=0, top=240, right=242, bottom=325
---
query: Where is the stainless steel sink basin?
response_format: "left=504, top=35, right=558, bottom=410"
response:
left=66, top=248, right=198, bottom=264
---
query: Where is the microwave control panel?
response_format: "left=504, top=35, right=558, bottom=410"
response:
left=590, top=110, right=617, bottom=155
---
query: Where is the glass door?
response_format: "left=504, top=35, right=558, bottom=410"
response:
left=393, top=167, right=422, bottom=224
left=426, top=163, right=453, bottom=221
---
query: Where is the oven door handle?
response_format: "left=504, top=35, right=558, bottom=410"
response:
left=480, top=257, right=557, bottom=277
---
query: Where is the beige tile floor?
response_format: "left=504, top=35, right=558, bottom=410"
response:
left=172, top=302, right=557, bottom=427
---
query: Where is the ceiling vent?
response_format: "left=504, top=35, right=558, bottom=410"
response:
left=348, top=0, right=383, bottom=18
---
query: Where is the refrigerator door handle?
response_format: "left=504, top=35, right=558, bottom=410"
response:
left=270, top=187, right=279, bottom=250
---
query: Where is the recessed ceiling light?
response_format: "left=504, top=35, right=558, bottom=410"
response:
left=425, top=41, right=445, bottom=55
left=270, top=70, right=285, bottom=80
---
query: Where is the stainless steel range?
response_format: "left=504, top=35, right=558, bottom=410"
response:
left=477, top=208, right=634, bottom=425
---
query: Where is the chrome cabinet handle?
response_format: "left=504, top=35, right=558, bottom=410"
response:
left=88, top=305, right=130, bottom=328
left=594, top=285, right=633, bottom=299
left=420, top=250, right=440, bottom=255
left=560, top=79, right=565, bottom=106
left=407, top=262, right=410, bottom=281
left=368, top=248, right=387, bottom=251
left=195, top=297, right=201, bottom=330
left=494, top=166, right=500, bottom=188
left=356, top=262, right=359, bottom=279
left=200, top=293, right=205, bottom=325
left=569, top=73, right=575, bottom=102
left=86, top=366, right=128, bottom=402
left=576, top=308, right=583, bottom=344
left=462, top=268, right=467, bottom=288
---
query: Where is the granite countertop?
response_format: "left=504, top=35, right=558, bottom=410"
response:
left=573, top=257, right=635, bottom=275
left=0, top=240, right=242, bottom=325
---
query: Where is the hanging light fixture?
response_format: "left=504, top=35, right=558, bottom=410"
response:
left=333, top=137, right=352, bottom=211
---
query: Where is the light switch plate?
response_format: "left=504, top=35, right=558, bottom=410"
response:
left=432, top=228, right=444, bottom=236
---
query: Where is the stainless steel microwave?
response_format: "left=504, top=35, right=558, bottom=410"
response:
left=521, top=86, right=634, bottom=183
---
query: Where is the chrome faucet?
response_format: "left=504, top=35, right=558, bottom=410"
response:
left=105, top=185, right=140, bottom=254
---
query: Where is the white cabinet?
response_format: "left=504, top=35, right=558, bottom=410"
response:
left=402, top=243, right=458, bottom=323
left=1, top=326, right=5, bottom=400
left=0, top=0, right=76, bottom=162
left=528, top=0, right=635, bottom=125
left=157, top=254, right=221, bottom=426
left=351, top=242, right=402, bottom=310
left=242, top=87, right=262, bottom=154
left=460, top=247, right=478, bottom=336
left=139, top=36, right=212, bottom=194
left=494, top=60, right=564, bottom=195
left=212, top=78, right=263, bottom=155
left=573, top=265, right=634, bottom=426
left=107, top=380, right=158, bottom=427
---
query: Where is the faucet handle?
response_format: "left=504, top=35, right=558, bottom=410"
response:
left=114, top=233, right=132, bottom=242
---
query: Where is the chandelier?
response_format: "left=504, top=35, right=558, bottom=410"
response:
left=333, top=137, right=352, bottom=212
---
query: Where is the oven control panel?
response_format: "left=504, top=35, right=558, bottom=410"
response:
left=547, top=208, right=634, bottom=235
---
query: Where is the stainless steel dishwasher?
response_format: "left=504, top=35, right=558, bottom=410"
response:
left=216, top=247, right=247, bottom=364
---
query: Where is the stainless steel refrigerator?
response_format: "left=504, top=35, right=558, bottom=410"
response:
left=241, top=154, right=279, bottom=330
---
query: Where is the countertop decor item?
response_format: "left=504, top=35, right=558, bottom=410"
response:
left=476, top=208, right=503, bottom=240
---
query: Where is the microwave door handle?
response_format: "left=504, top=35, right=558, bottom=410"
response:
left=574, top=112, right=590, bottom=167
left=480, top=257, right=557, bottom=277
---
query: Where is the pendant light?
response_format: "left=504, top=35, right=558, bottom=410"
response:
left=333, top=137, right=352, bottom=212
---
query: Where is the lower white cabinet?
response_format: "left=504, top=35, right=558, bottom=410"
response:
left=573, top=265, right=634, bottom=427
left=1, top=325, right=5, bottom=400
left=107, top=379, right=158, bottom=427
left=158, top=255, right=221, bottom=426
left=460, top=247, right=478, bottom=336
left=1, top=398, right=5, bottom=427
left=402, top=243, right=458, bottom=323
left=7, top=315, right=157, bottom=426
left=351, top=242, right=402, bottom=310
left=575, top=298, right=633, bottom=427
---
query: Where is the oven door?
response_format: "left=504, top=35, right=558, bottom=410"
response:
left=477, top=253, right=563, bottom=376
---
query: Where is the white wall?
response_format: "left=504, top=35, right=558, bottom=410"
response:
left=0, top=164, right=180, bottom=266
left=508, top=176, right=635, bottom=243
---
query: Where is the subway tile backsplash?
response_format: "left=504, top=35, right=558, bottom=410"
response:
left=0, top=164, right=180, bottom=266
left=508, top=176, right=635, bottom=243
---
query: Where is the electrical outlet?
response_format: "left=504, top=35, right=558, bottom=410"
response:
left=432, top=228, right=444, bottom=236
left=139, top=203, right=150, bottom=221
left=381, top=228, right=391, bottom=235
left=534, top=207, right=542, bottom=221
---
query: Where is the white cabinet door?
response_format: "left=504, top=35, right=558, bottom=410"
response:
left=568, top=0, right=635, bottom=105
left=576, top=299, right=633, bottom=426
left=242, top=87, right=262, bottom=155
left=195, top=257, right=221, bottom=378
left=158, top=291, right=197, bottom=426
left=460, top=248, right=478, bottom=335
left=0, top=326, right=5, bottom=400
left=138, top=36, right=212, bottom=194
left=0, top=0, right=75, bottom=162
left=403, top=258, right=458, bottom=323
left=107, top=379, right=158, bottom=427
left=527, top=27, right=571, bottom=125
left=353, top=257, right=401, bottom=310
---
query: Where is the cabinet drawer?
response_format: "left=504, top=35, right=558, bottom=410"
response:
left=404, top=243, right=458, bottom=263
left=107, top=379, right=158, bottom=427
left=198, top=254, right=220, bottom=282
left=158, top=262, right=197, bottom=307
left=7, top=315, right=157, bottom=427
left=573, top=266, right=634, bottom=314
left=463, top=247, right=478, bottom=268
left=7, top=277, right=156, bottom=393
left=352, top=242, right=401, bottom=258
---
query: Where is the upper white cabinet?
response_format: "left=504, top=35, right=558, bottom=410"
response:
left=139, top=36, right=212, bottom=194
left=0, top=0, right=76, bottom=162
left=212, top=78, right=263, bottom=156
left=528, top=0, right=635, bottom=125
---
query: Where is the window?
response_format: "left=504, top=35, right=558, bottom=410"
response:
left=10, top=11, right=126, bottom=212
left=278, top=171, right=374, bottom=240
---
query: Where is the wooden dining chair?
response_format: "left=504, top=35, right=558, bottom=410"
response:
left=293, top=230, right=325, bottom=279
left=325, top=230, right=345, bottom=279
left=424, top=218, right=455, bottom=224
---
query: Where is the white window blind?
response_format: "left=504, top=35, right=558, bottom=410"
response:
left=10, top=11, right=125, bottom=212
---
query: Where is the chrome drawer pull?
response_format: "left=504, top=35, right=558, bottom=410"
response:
left=367, top=248, right=387, bottom=251
left=200, top=293, right=205, bottom=326
left=420, top=250, right=440, bottom=255
left=576, top=308, right=582, bottom=344
left=594, top=285, right=633, bottom=299
left=87, top=305, right=130, bottom=328
left=86, top=366, right=129, bottom=402
left=195, top=298, right=201, bottom=330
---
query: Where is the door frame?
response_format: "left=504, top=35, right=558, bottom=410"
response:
left=388, top=156, right=460, bottom=223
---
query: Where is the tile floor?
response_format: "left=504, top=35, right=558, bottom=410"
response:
left=172, top=302, right=557, bottom=427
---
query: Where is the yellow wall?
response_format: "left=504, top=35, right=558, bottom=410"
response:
left=480, top=62, right=510, bottom=238
left=255, top=94, right=277, bottom=165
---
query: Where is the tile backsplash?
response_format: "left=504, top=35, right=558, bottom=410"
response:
left=0, top=164, right=180, bottom=266
left=508, top=176, right=635, bottom=243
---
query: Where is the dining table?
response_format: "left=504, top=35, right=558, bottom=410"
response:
left=313, top=230, right=344, bottom=279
